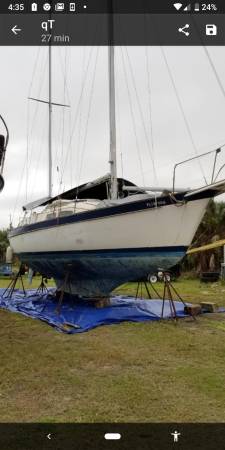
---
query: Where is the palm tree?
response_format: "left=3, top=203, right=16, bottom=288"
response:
left=0, top=229, right=9, bottom=262
left=186, top=200, right=225, bottom=273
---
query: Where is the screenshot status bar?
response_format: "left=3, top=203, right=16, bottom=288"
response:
left=1, top=1, right=224, bottom=14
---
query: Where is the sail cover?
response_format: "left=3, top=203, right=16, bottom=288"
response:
left=23, top=174, right=138, bottom=210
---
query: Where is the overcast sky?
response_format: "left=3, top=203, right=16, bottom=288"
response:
left=1, top=45, right=225, bottom=228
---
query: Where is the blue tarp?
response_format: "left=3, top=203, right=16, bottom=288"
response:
left=0, top=288, right=223, bottom=334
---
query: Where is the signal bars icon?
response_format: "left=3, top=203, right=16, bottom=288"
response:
left=173, top=3, right=191, bottom=11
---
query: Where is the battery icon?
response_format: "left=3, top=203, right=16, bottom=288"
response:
left=194, top=3, right=200, bottom=11
left=70, top=2, right=76, bottom=11
left=31, top=2, right=38, bottom=11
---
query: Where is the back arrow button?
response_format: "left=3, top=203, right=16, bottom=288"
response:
left=12, top=25, right=22, bottom=35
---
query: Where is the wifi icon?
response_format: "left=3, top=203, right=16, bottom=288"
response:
left=174, top=3, right=183, bottom=10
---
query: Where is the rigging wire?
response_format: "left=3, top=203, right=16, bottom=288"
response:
left=29, top=109, right=49, bottom=199
left=27, top=50, right=48, bottom=152
left=54, top=106, right=64, bottom=191
left=120, top=47, right=146, bottom=186
left=27, top=48, right=41, bottom=97
left=69, top=91, right=73, bottom=187
left=67, top=48, right=73, bottom=189
left=145, top=46, right=156, bottom=177
left=25, top=50, right=49, bottom=197
left=57, top=46, right=74, bottom=190
left=60, top=47, right=69, bottom=193
left=60, top=46, right=95, bottom=181
left=203, top=46, right=225, bottom=99
left=52, top=48, right=67, bottom=194
left=12, top=158, right=27, bottom=224
left=191, top=16, right=225, bottom=106
left=54, top=46, right=71, bottom=192
left=160, top=46, right=207, bottom=185
left=11, top=49, right=47, bottom=220
left=26, top=47, right=41, bottom=200
left=201, top=47, right=225, bottom=180
left=75, top=47, right=100, bottom=191
left=202, top=47, right=225, bottom=179
left=75, top=47, right=86, bottom=190
left=124, top=47, right=158, bottom=184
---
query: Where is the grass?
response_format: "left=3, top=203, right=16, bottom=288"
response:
left=115, top=278, right=225, bottom=305
left=0, top=276, right=225, bottom=422
left=0, top=274, right=56, bottom=290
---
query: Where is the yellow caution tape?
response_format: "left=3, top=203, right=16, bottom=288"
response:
left=187, top=238, right=225, bottom=255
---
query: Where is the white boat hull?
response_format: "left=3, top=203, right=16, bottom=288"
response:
left=9, top=197, right=208, bottom=297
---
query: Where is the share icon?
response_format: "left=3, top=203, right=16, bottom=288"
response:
left=178, top=24, right=190, bottom=36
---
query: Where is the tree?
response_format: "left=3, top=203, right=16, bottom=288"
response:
left=0, top=229, right=9, bottom=262
left=186, top=199, right=225, bottom=273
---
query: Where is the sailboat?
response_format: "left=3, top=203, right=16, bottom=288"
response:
left=8, top=31, right=225, bottom=298
left=0, top=114, right=9, bottom=193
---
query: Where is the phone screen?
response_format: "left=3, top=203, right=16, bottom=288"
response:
left=0, top=1, right=225, bottom=449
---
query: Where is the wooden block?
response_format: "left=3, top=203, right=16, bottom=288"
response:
left=200, top=302, right=218, bottom=313
left=184, top=304, right=202, bottom=316
left=94, top=298, right=111, bottom=309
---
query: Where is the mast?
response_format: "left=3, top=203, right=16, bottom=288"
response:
left=108, top=0, right=118, bottom=199
left=29, top=40, right=70, bottom=199
left=48, top=44, right=52, bottom=198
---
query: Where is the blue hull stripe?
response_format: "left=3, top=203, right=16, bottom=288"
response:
left=18, top=246, right=187, bottom=259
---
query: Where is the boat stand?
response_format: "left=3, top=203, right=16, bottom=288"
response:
left=135, top=279, right=161, bottom=301
left=2, top=264, right=26, bottom=299
left=36, top=276, right=49, bottom=296
left=160, top=272, right=193, bottom=321
left=135, top=274, right=194, bottom=322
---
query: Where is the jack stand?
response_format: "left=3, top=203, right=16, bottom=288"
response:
left=160, top=272, right=191, bottom=321
left=36, top=276, right=49, bottom=296
left=3, top=264, right=26, bottom=299
left=135, top=280, right=161, bottom=300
